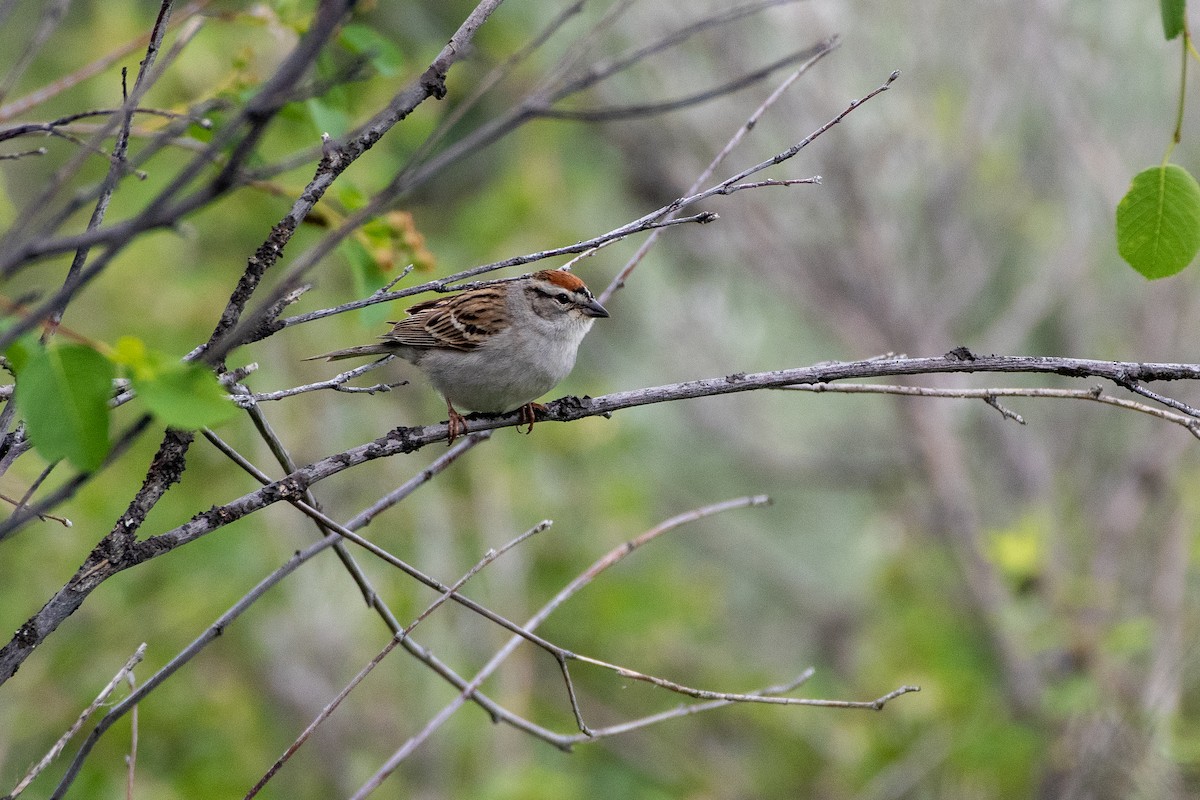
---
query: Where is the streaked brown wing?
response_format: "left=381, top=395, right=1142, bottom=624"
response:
left=382, top=285, right=509, bottom=351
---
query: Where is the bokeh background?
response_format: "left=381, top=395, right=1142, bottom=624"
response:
left=2, top=1, right=1199, bottom=797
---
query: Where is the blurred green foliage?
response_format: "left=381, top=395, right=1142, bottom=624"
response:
left=3, top=1, right=1200, bottom=799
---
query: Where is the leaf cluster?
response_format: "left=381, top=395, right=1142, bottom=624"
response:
left=5, top=336, right=235, bottom=471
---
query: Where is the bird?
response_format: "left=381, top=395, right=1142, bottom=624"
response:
left=307, top=269, right=609, bottom=444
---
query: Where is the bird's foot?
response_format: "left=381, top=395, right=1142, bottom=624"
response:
left=446, top=404, right=467, bottom=446
left=517, top=403, right=547, bottom=435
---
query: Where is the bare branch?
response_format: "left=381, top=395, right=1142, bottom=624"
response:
left=402, top=0, right=589, bottom=169
left=0, top=414, right=155, bottom=543
left=124, top=668, right=138, bottom=800
left=15, top=350, right=1190, bottom=557
left=245, top=520, right=553, bottom=799
left=8, top=644, right=146, bottom=798
left=45, top=539, right=335, bottom=800
left=549, top=0, right=807, bottom=99
left=574, top=656, right=919, bottom=710
left=271, top=213, right=716, bottom=331
left=186, top=0, right=507, bottom=366
left=266, top=63, right=887, bottom=338
left=46, top=431, right=539, bottom=799
left=351, top=496, right=776, bottom=793
left=720, top=176, right=822, bottom=192
left=210, top=28, right=846, bottom=355
left=0, top=0, right=213, bottom=120
left=0, top=490, right=70, bottom=527
left=573, top=670, right=816, bottom=741
left=0, top=0, right=70, bottom=108
left=778, top=381, right=1200, bottom=437
left=1115, top=378, right=1200, bottom=419
left=44, top=0, right=178, bottom=337
left=0, top=106, right=207, bottom=145
left=0, top=0, right=357, bottom=348
left=203, top=424, right=610, bottom=748
left=238, top=372, right=407, bottom=403
left=537, top=45, right=834, bottom=122
left=0, top=146, right=46, bottom=160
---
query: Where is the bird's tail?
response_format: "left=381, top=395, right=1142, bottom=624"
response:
left=303, top=344, right=394, bottom=362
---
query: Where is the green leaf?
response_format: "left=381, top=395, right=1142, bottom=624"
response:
left=340, top=23, right=404, bottom=77
left=1162, top=0, right=1186, bottom=39
left=111, top=335, right=150, bottom=369
left=4, top=334, right=38, bottom=374
left=1116, top=164, right=1200, bottom=279
left=306, top=96, right=349, bottom=137
left=113, top=336, right=238, bottom=429
left=14, top=343, right=113, bottom=471
left=133, top=364, right=239, bottom=429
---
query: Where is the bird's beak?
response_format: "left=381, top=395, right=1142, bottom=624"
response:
left=581, top=297, right=609, bottom=318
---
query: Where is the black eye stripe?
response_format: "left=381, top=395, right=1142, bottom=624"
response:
left=534, top=287, right=576, bottom=301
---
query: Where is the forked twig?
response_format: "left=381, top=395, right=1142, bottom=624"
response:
left=244, top=520, right=553, bottom=798
left=601, top=37, right=839, bottom=302
left=780, top=381, right=1200, bottom=438
left=350, top=496, right=776, bottom=796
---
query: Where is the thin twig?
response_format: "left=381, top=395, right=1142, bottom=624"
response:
left=538, top=47, right=832, bottom=122
left=234, top=359, right=403, bottom=404
left=1, top=463, right=69, bottom=526
left=574, top=670, right=816, bottom=740
left=352, top=492, right=914, bottom=795
left=207, top=32, right=840, bottom=355
left=198, top=426, right=567, bottom=745
left=43, top=0, right=176, bottom=337
left=0, top=414, right=154, bottom=543
left=8, top=644, right=146, bottom=798
left=721, top=176, right=822, bottom=191
left=0, top=146, right=46, bottom=160
left=45, top=540, right=334, bottom=800
left=601, top=37, right=837, bottom=303
left=231, top=203, right=718, bottom=340
left=352, top=496, right=775, bottom=793
left=0, top=0, right=213, bottom=121
left=779, top=381, right=1200, bottom=438
left=572, top=657, right=918, bottom=710
left=0, top=0, right=358, bottom=346
left=550, top=0, right=805, bottom=99
left=50, top=431, right=552, bottom=796
left=273, top=59, right=864, bottom=334
left=124, top=670, right=138, bottom=800
left=1117, top=378, right=1200, bottom=419
left=0, top=107, right=207, bottom=145
left=401, top=0, right=589, bottom=170
left=200, top=423, right=481, bottom=616
left=244, top=520, right=553, bottom=799
left=0, top=0, right=70, bottom=109
left=0, top=491, right=69, bottom=526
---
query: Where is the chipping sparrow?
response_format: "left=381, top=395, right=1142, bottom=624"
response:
left=309, top=269, right=609, bottom=443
